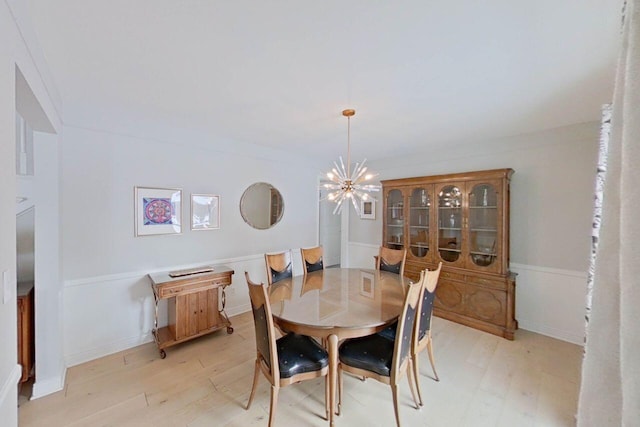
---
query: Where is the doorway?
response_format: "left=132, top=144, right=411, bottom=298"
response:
left=318, top=188, right=341, bottom=267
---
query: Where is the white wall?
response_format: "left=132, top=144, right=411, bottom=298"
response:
left=60, top=126, right=320, bottom=365
left=349, top=122, right=599, bottom=344
left=1, top=0, right=62, bottom=422
left=31, top=132, right=63, bottom=398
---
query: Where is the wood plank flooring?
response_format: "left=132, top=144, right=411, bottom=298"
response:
left=18, top=313, right=582, bottom=426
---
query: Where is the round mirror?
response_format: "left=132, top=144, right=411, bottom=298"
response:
left=240, top=182, right=284, bottom=229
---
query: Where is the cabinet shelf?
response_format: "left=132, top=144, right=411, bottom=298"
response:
left=470, top=251, right=496, bottom=256
left=470, top=228, right=497, bottom=232
left=469, top=206, right=497, bottom=209
left=409, top=225, right=429, bottom=229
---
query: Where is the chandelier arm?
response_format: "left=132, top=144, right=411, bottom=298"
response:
left=338, top=157, right=347, bottom=179
left=350, top=193, right=360, bottom=214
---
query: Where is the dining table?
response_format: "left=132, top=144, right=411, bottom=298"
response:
left=267, top=267, right=412, bottom=426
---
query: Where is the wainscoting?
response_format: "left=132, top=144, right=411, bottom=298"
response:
left=60, top=243, right=586, bottom=395
left=62, top=253, right=307, bottom=368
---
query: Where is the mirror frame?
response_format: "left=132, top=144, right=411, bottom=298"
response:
left=239, top=182, right=284, bottom=229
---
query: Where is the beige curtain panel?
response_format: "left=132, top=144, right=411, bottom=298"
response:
left=577, top=0, right=640, bottom=425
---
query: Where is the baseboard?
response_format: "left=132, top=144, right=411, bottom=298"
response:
left=226, top=303, right=251, bottom=318
left=64, top=305, right=253, bottom=367
left=518, top=319, right=585, bottom=346
left=31, top=361, right=66, bottom=399
left=65, top=332, right=154, bottom=367
left=0, top=364, right=21, bottom=407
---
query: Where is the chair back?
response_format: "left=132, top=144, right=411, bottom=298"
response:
left=377, top=247, right=407, bottom=276
left=301, top=246, right=324, bottom=273
left=245, top=272, right=279, bottom=380
left=416, top=263, right=442, bottom=341
left=391, top=279, right=422, bottom=379
left=265, top=250, right=293, bottom=286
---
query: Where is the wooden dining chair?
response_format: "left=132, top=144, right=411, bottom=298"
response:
left=337, top=279, right=422, bottom=427
left=376, top=246, right=407, bottom=277
left=376, top=263, right=443, bottom=406
left=411, top=262, right=442, bottom=406
left=300, top=246, right=324, bottom=274
left=244, top=272, right=330, bottom=426
left=265, top=250, right=293, bottom=286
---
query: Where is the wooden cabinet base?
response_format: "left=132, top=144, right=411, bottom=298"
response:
left=433, top=307, right=517, bottom=340
left=148, top=266, right=235, bottom=358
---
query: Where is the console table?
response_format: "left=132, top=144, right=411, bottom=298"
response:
left=148, top=265, right=234, bottom=358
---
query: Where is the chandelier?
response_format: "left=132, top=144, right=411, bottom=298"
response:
left=322, top=109, right=380, bottom=215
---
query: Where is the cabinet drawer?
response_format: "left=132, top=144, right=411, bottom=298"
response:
left=157, top=277, right=230, bottom=298
left=439, top=270, right=465, bottom=282
left=466, top=275, right=506, bottom=290
left=403, top=264, right=423, bottom=282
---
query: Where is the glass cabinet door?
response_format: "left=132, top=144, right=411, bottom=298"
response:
left=468, top=182, right=498, bottom=268
left=437, top=185, right=463, bottom=263
left=385, top=189, right=404, bottom=250
left=409, top=187, right=430, bottom=258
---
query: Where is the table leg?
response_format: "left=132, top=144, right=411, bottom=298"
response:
left=328, top=334, right=338, bottom=426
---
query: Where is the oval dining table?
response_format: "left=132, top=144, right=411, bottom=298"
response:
left=267, top=268, right=412, bottom=426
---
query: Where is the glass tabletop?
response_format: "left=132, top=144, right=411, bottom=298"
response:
left=268, top=268, right=410, bottom=331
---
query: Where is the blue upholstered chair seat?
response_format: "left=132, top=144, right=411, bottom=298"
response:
left=377, top=321, right=398, bottom=341
left=338, top=334, right=395, bottom=377
left=277, top=333, right=329, bottom=378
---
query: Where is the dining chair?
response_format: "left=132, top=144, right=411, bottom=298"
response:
left=264, top=250, right=293, bottom=286
left=411, top=262, right=442, bottom=405
left=337, top=279, right=422, bottom=427
left=300, top=246, right=324, bottom=273
left=376, top=246, right=407, bottom=277
left=376, top=263, right=443, bottom=405
left=244, top=272, right=330, bottom=426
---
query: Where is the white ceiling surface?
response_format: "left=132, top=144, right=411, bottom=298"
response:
left=26, top=0, right=623, bottom=164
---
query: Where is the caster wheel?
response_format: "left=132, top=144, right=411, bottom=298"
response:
left=227, top=327, right=234, bottom=334
left=160, top=350, right=166, bottom=359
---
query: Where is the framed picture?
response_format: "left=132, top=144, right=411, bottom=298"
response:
left=360, top=199, right=376, bottom=220
left=134, top=186, right=182, bottom=236
left=191, top=194, right=220, bottom=231
left=360, top=271, right=375, bottom=298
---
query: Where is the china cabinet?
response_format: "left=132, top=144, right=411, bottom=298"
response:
left=382, top=169, right=517, bottom=339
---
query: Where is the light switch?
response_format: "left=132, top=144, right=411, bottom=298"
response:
left=2, top=270, right=11, bottom=304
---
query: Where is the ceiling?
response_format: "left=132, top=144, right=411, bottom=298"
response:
left=26, top=0, right=623, bottom=164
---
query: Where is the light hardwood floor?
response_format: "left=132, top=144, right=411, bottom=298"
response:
left=18, top=312, right=582, bottom=426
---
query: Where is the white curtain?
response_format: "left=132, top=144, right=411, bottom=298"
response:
left=577, top=0, right=640, bottom=425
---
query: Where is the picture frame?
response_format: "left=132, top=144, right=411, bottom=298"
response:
left=360, top=199, right=376, bottom=220
left=134, top=186, right=182, bottom=237
left=191, top=194, right=220, bottom=231
left=359, top=270, right=375, bottom=298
